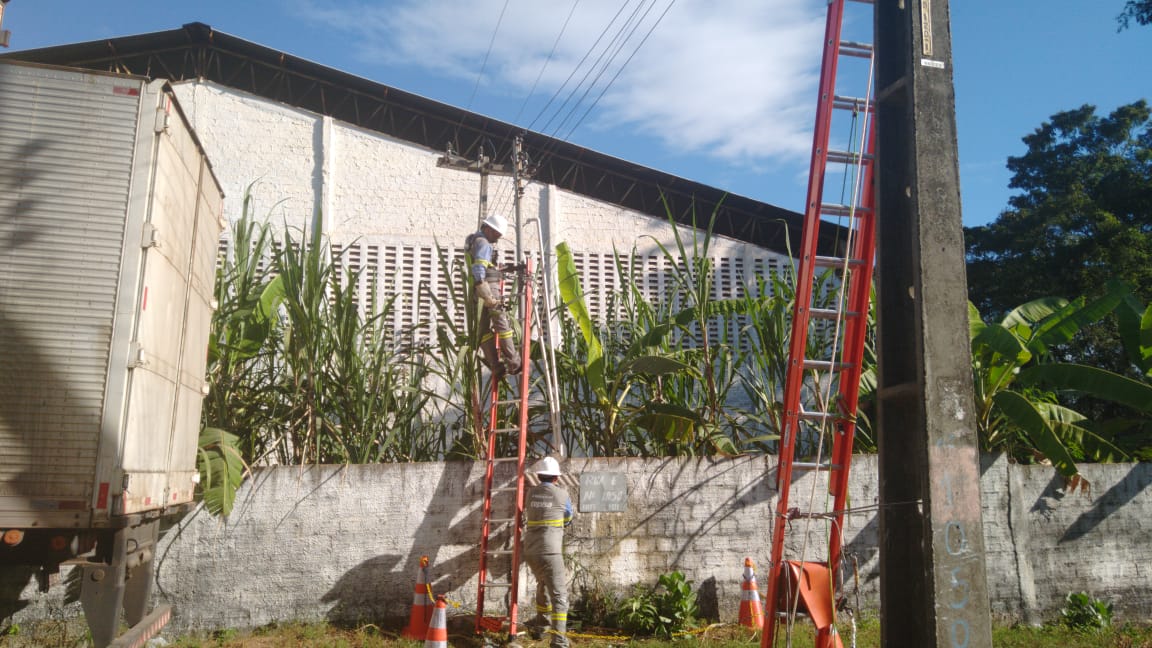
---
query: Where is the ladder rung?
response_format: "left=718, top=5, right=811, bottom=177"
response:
left=495, top=399, right=520, bottom=406
left=799, top=408, right=833, bottom=423
left=813, top=255, right=864, bottom=269
left=492, top=486, right=519, bottom=493
left=803, top=359, right=850, bottom=372
left=491, top=456, right=519, bottom=463
left=483, top=581, right=512, bottom=588
left=489, top=517, right=516, bottom=524
left=485, top=549, right=515, bottom=556
left=808, top=307, right=859, bottom=320
left=833, top=94, right=873, bottom=112
left=494, top=427, right=519, bottom=434
left=839, top=40, right=873, bottom=58
left=793, top=461, right=842, bottom=472
left=820, top=202, right=872, bottom=217
left=826, top=149, right=873, bottom=165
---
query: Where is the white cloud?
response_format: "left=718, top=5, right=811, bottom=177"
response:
left=301, top=0, right=826, bottom=166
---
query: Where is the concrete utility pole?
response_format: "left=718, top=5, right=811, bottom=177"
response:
left=510, top=135, right=530, bottom=264
left=0, top=0, right=13, bottom=48
left=438, top=136, right=529, bottom=264
left=873, top=1, right=994, bottom=647
left=437, top=143, right=513, bottom=230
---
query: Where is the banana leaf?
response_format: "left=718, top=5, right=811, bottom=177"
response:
left=197, top=427, right=247, bottom=517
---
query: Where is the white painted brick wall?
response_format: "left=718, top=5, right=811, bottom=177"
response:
left=173, top=80, right=792, bottom=356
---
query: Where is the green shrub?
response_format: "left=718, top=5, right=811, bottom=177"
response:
left=616, top=571, right=700, bottom=638
left=1060, top=591, right=1113, bottom=631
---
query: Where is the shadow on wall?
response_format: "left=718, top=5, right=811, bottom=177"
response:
left=658, top=457, right=772, bottom=566
left=841, top=514, right=880, bottom=587
left=321, top=461, right=485, bottom=625
left=320, top=554, right=403, bottom=624
left=697, top=576, right=718, bottom=622
left=1060, top=464, right=1152, bottom=543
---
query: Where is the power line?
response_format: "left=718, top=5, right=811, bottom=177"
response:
left=558, top=0, right=677, bottom=143
left=525, top=0, right=639, bottom=135
left=533, top=0, right=653, bottom=139
left=465, top=0, right=511, bottom=112
left=512, top=0, right=582, bottom=125
left=485, top=0, right=678, bottom=219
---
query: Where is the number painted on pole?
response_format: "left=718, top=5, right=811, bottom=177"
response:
left=948, top=567, right=970, bottom=609
left=945, top=520, right=967, bottom=556
left=950, top=619, right=970, bottom=648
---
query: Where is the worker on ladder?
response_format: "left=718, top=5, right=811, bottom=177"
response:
left=523, top=457, right=573, bottom=647
left=465, top=213, right=521, bottom=378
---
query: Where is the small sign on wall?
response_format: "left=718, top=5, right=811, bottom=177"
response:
left=579, top=472, right=628, bottom=512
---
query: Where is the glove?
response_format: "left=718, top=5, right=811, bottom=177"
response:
left=475, top=282, right=502, bottom=309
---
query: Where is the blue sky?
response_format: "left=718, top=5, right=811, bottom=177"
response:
left=3, top=1, right=1150, bottom=227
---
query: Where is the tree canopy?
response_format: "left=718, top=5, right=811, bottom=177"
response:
left=965, top=100, right=1152, bottom=318
left=1118, top=0, right=1152, bottom=29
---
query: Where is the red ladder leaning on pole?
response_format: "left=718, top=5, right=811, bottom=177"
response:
left=762, top=0, right=877, bottom=647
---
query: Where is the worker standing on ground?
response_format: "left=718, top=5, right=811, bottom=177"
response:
left=523, top=456, right=573, bottom=647
left=465, top=214, right=521, bottom=378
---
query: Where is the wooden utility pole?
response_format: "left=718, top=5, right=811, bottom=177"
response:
left=873, top=1, right=993, bottom=646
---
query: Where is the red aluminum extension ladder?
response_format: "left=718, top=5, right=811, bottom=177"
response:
left=762, top=1, right=877, bottom=647
left=474, top=260, right=535, bottom=640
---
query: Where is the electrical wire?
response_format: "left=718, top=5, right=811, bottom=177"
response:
left=557, top=0, right=677, bottom=143
left=465, top=0, right=511, bottom=112
left=512, top=0, right=582, bottom=125
left=489, top=0, right=677, bottom=218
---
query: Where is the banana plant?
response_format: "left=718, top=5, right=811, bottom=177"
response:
left=200, top=191, right=283, bottom=515
left=970, top=282, right=1141, bottom=486
left=1024, top=280, right=1152, bottom=461
left=196, top=427, right=247, bottom=516
left=555, top=241, right=747, bottom=455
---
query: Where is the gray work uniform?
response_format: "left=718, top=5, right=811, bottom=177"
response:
left=466, top=230, right=519, bottom=373
left=523, top=480, right=573, bottom=647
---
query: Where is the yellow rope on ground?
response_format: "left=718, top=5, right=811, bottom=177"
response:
left=670, top=622, right=730, bottom=638
left=535, top=622, right=731, bottom=642
left=423, top=583, right=464, bottom=609
left=557, top=628, right=632, bottom=641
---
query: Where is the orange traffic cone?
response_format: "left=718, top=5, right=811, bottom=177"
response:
left=402, top=556, right=434, bottom=639
left=424, top=595, right=448, bottom=648
left=739, top=557, right=765, bottom=629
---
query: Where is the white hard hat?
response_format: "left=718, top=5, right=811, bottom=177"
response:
left=482, top=213, right=508, bottom=236
left=533, top=456, right=561, bottom=477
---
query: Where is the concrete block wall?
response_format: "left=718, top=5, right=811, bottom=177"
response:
left=5, top=455, right=1150, bottom=636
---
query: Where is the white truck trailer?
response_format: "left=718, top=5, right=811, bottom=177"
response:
left=0, top=60, right=224, bottom=647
